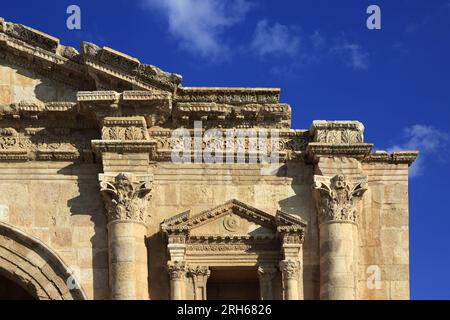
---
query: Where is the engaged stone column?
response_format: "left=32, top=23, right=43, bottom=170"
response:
left=257, top=265, right=276, bottom=300
left=313, top=174, right=367, bottom=300
left=279, top=260, right=300, bottom=300
left=167, top=261, right=187, bottom=300
left=100, top=173, right=152, bottom=300
left=188, top=266, right=211, bottom=300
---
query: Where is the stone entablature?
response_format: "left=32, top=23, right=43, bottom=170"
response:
left=0, top=18, right=418, bottom=166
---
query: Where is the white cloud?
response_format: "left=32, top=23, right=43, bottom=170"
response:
left=250, top=20, right=301, bottom=58
left=387, top=125, right=449, bottom=178
left=332, top=42, right=369, bottom=71
left=144, top=0, right=252, bottom=60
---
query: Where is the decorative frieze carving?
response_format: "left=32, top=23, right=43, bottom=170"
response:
left=313, top=175, right=368, bottom=224
left=101, top=117, right=149, bottom=141
left=99, top=173, right=153, bottom=224
left=176, top=87, right=280, bottom=105
left=310, top=121, right=364, bottom=144
left=0, top=127, right=96, bottom=161
left=149, top=129, right=309, bottom=162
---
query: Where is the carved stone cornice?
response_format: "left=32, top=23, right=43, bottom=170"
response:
left=99, top=173, right=153, bottom=224
left=91, top=140, right=156, bottom=155
left=80, top=42, right=182, bottom=92
left=364, top=150, right=419, bottom=166
left=313, top=175, right=368, bottom=225
left=0, top=19, right=88, bottom=88
left=310, top=120, right=364, bottom=144
left=306, top=143, right=373, bottom=161
left=167, top=261, right=187, bottom=280
left=172, top=101, right=291, bottom=129
left=279, top=260, right=300, bottom=279
left=176, top=87, right=280, bottom=105
left=306, top=120, right=373, bottom=162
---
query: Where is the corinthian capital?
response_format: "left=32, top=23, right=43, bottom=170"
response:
left=279, top=260, right=300, bottom=279
left=167, top=261, right=187, bottom=280
left=99, top=173, right=153, bottom=223
left=313, top=174, right=367, bottom=225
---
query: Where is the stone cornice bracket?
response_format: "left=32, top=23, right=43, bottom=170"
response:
left=306, top=120, right=373, bottom=162
left=99, top=173, right=153, bottom=224
left=313, top=174, right=368, bottom=225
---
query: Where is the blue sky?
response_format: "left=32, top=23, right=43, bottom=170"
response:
left=2, top=0, right=450, bottom=299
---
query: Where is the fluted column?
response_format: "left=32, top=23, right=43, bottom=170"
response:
left=279, top=260, right=300, bottom=300
left=313, top=174, right=367, bottom=300
left=257, top=265, right=276, bottom=300
left=167, top=261, right=187, bottom=300
left=100, top=172, right=152, bottom=300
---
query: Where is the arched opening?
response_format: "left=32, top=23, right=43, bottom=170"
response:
left=0, top=273, right=35, bottom=300
left=0, top=221, right=87, bottom=300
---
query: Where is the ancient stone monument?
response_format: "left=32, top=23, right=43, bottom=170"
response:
left=0, top=18, right=417, bottom=300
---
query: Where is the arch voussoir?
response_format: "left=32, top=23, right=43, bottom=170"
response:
left=0, top=222, right=87, bottom=300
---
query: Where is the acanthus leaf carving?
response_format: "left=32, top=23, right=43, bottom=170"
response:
left=313, top=174, right=367, bottom=224
left=279, top=259, right=300, bottom=279
left=99, top=173, right=153, bottom=223
left=167, top=261, right=187, bottom=280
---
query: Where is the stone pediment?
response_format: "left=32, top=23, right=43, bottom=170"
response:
left=0, top=18, right=181, bottom=93
left=161, top=199, right=307, bottom=241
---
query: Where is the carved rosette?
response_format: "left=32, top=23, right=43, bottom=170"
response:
left=99, top=173, right=153, bottom=224
left=167, top=261, right=187, bottom=280
left=313, top=175, right=367, bottom=225
left=279, top=260, right=300, bottom=279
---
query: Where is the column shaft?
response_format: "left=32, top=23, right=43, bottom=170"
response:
left=279, top=260, right=300, bottom=300
left=108, top=220, right=148, bottom=300
left=319, top=222, right=358, bottom=300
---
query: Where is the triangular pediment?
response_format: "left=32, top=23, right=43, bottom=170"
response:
left=0, top=18, right=181, bottom=93
left=161, top=199, right=307, bottom=239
